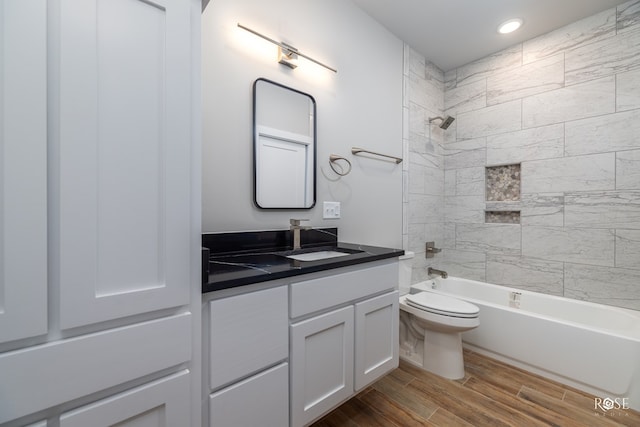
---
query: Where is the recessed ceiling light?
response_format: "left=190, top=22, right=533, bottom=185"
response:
left=498, top=18, right=523, bottom=34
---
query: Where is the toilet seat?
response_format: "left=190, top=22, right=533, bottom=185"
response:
left=406, top=292, right=479, bottom=318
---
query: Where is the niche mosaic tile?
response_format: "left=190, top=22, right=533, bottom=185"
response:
left=485, top=211, right=521, bottom=224
left=486, top=164, right=521, bottom=201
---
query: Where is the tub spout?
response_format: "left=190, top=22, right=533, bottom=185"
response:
left=428, top=267, right=448, bottom=279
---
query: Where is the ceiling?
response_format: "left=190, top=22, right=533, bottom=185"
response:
left=351, top=0, right=630, bottom=71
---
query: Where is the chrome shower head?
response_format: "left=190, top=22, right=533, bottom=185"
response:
left=429, top=115, right=455, bottom=130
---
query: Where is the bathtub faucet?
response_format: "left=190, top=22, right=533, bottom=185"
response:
left=428, top=267, right=448, bottom=279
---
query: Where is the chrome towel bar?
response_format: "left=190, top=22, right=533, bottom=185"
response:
left=351, top=147, right=403, bottom=164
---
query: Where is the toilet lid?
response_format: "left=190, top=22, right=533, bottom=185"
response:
left=406, top=292, right=479, bottom=318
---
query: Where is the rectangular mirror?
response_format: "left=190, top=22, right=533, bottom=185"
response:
left=253, top=78, right=316, bottom=209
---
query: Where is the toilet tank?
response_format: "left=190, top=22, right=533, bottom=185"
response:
left=398, top=251, right=414, bottom=295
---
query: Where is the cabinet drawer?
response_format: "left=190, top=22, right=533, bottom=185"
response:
left=209, top=285, right=288, bottom=390
left=60, top=371, right=190, bottom=427
left=209, top=363, right=288, bottom=427
left=290, top=261, right=398, bottom=318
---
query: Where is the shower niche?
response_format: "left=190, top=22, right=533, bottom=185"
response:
left=485, top=164, right=521, bottom=224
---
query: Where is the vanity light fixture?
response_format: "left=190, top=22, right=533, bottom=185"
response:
left=497, top=18, right=523, bottom=34
left=237, top=23, right=337, bottom=73
left=278, top=42, right=299, bottom=69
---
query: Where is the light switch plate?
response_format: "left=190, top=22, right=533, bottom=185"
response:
left=323, top=201, right=341, bottom=219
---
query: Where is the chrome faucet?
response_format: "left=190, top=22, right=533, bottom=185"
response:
left=428, top=267, right=448, bottom=279
left=290, top=219, right=311, bottom=250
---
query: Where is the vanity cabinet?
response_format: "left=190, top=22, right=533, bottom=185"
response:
left=205, top=285, right=289, bottom=427
left=290, top=261, right=399, bottom=427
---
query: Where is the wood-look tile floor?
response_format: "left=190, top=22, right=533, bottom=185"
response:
left=311, top=349, right=640, bottom=427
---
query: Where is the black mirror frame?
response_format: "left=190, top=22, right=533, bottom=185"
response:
left=252, top=78, right=317, bottom=210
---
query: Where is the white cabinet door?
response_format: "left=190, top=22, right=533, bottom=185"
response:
left=0, top=0, right=48, bottom=344
left=291, top=306, right=354, bottom=427
left=209, top=363, right=288, bottom=427
left=60, top=371, right=190, bottom=427
left=57, top=0, right=193, bottom=329
left=355, top=291, right=399, bottom=391
left=209, top=286, right=288, bottom=390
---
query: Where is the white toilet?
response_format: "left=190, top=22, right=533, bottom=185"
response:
left=398, top=252, right=479, bottom=380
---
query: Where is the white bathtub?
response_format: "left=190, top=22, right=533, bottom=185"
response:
left=411, top=277, right=640, bottom=411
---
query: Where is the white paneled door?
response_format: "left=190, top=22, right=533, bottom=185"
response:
left=58, top=0, right=193, bottom=329
left=0, top=0, right=48, bottom=344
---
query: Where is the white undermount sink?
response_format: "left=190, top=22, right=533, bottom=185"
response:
left=286, top=250, right=352, bottom=262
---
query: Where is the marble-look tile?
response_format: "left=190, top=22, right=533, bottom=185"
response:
left=408, top=167, right=426, bottom=195
left=407, top=45, right=426, bottom=79
left=522, top=76, right=615, bottom=129
left=455, top=167, right=485, bottom=196
left=409, top=135, right=440, bottom=163
left=522, top=8, right=617, bottom=64
left=425, top=60, right=445, bottom=83
left=487, top=54, right=564, bottom=106
left=520, top=193, right=564, bottom=227
left=565, top=26, right=640, bottom=85
left=485, top=201, right=522, bottom=212
left=440, top=249, right=486, bottom=282
left=441, top=119, right=458, bottom=144
left=522, top=226, right=615, bottom=266
left=424, top=166, right=445, bottom=197
left=565, top=109, right=640, bottom=156
left=565, top=191, right=640, bottom=229
left=444, top=69, right=457, bottom=90
left=521, top=153, right=615, bottom=193
left=408, top=224, right=425, bottom=254
left=445, top=195, right=485, bottom=224
left=486, top=124, right=564, bottom=166
left=408, top=72, right=443, bottom=113
left=409, top=102, right=427, bottom=137
left=617, top=0, right=640, bottom=34
left=486, top=254, right=564, bottom=295
left=444, top=170, right=456, bottom=196
left=409, top=194, right=443, bottom=225
left=616, top=228, right=640, bottom=269
left=443, top=223, right=456, bottom=249
left=616, top=68, right=640, bottom=111
left=443, top=138, right=486, bottom=170
left=444, top=79, right=486, bottom=115
left=456, top=44, right=522, bottom=87
left=457, top=100, right=522, bottom=140
left=617, top=149, right=640, bottom=189
left=456, top=223, right=521, bottom=254
left=564, top=263, right=640, bottom=310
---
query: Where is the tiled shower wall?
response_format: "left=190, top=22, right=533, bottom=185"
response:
left=438, top=0, right=640, bottom=310
left=402, top=45, right=445, bottom=284
left=443, top=1, right=640, bottom=309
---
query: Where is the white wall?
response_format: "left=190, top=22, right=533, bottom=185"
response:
left=202, top=0, right=404, bottom=248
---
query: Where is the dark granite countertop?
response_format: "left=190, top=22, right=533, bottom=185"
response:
left=202, top=229, right=403, bottom=293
